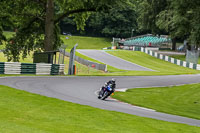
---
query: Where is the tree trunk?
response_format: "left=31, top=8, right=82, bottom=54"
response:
left=44, top=0, right=54, bottom=51
left=172, top=38, right=176, bottom=51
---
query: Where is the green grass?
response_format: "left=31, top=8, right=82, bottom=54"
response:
left=106, top=50, right=200, bottom=75
left=170, top=55, right=200, bottom=64
left=112, top=83, right=200, bottom=120
left=0, top=52, right=34, bottom=63
left=1, top=32, right=111, bottom=50
left=61, top=54, right=105, bottom=75
left=0, top=85, right=200, bottom=132
left=61, top=35, right=111, bottom=49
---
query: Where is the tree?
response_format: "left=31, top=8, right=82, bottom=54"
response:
left=0, top=0, right=127, bottom=61
left=156, top=0, right=200, bottom=50
left=87, top=2, right=138, bottom=38
left=59, top=1, right=138, bottom=38
left=178, top=0, right=200, bottom=48
left=156, top=0, right=180, bottom=50
left=137, top=0, right=167, bottom=34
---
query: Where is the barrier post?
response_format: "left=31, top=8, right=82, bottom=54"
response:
left=68, top=44, right=78, bottom=75
left=73, top=64, right=76, bottom=75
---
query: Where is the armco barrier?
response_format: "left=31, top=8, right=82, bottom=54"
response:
left=138, top=47, right=200, bottom=71
left=0, top=62, right=65, bottom=75
left=63, top=51, right=107, bottom=72
left=0, top=62, right=4, bottom=74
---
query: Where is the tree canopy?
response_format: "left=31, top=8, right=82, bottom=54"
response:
left=138, top=0, right=200, bottom=50
left=60, top=0, right=137, bottom=38
left=0, top=0, right=200, bottom=62
left=0, top=0, right=127, bottom=61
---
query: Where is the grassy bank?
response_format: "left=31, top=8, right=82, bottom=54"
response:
left=74, top=50, right=200, bottom=76
left=61, top=35, right=111, bottom=49
left=0, top=85, right=199, bottom=132
left=112, top=83, right=200, bottom=120
left=1, top=32, right=111, bottom=50
left=107, top=50, right=200, bottom=75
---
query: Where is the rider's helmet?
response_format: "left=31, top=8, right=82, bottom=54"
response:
left=111, top=78, right=116, bottom=83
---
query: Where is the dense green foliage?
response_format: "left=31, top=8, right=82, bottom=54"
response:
left=112, top=83, right=200, bottom=119
left=138, top=0, right=200, bottom=49
left=1, top=0, right=200, bottom=61
left=1, top=85, right=200, bottom=132
left=137, top=0, right=167, bottom=34
left=61, top=0, right=200, bottom=50
left=61, top=1, right=137, bottom=38
left=0, top=0, right=127, bottom=61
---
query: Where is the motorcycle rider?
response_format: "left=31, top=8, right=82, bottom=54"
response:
left=106, top=78, right=116, bottom=91
left=98, top=78, right=116, bottom=98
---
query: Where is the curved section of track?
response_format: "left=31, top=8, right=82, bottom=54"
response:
left=77, top=50, right=153, bottom=71
left=0, top=75, right=200, bottom=127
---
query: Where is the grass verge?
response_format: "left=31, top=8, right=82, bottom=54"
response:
left=61, top=54, right=104, bottom=75
left=0, top=52, right=33, bottom=63
left=112, top=83, right=200, bottom=120
left=61, top=35, right=111, bottom=49
left=107, top=50, right=200, bottom=75
left=0, top=85, right=200, bottom=132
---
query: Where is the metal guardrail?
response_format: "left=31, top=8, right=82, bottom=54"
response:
left=63, top=51, right=107, bottom=72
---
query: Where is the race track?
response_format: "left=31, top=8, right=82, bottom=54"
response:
left=1, top=75, right=200, bottom=127
left=77, top=50, right=153, bottom=71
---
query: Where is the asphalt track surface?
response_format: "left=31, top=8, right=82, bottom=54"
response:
left=77, top=50, right=153, bottom=71
left=1, top=75, right=200, bottom=127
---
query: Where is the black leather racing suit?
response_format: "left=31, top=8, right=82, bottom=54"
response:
left=100, top=80, right=116, bottom=97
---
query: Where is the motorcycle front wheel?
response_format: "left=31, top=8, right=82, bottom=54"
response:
left=102, top=91, right=110, bottom=100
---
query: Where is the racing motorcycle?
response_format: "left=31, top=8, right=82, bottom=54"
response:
left=98, top=84, right=115, bottom=100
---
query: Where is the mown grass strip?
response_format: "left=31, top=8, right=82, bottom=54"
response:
left=112, top=83, right=200, bottom=120
left=0, top=85, right=199, bottom=132
left=107, top=50, right=200, bottom=75
left=61, top=35, right=111, bottom=49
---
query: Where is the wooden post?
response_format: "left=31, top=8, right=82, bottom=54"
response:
left=74, top=64, right=76, bottom=75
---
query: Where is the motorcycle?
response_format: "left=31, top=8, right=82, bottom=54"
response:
left=98, top=84, right=114, bottom=100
